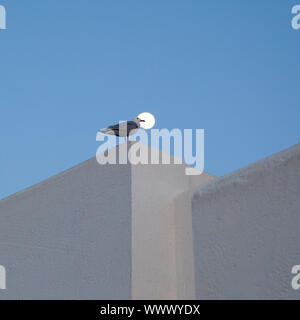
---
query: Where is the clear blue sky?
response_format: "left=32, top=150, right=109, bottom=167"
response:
left=1, top=0, right=299, bottom=199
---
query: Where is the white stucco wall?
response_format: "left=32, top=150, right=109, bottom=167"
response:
left=0, top=158, right=132, bottom=299
left=192, top=143, right=300, bottom=299
left=4, top=140, right=298, bottom=300
left=0, top=142, right=216, bottom=299
left=174, top=175, right=217, bottom=300
left=131, top=149, right=216, bottom=299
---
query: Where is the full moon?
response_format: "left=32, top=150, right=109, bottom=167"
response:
left=138, top=112, right=156, bottom=130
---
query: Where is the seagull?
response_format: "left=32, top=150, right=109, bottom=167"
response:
left=98, top=117, right=145, bottom=137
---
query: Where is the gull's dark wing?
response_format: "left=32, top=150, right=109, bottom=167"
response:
left=108, top=121, right=138, bottom=130
left=126, top=121, right=138, bottom=130
left=105, top=123, right=119, bottom=136
left=108, top=123, right=120, bottom=130
left=106, top=121, right=138, bottom=137
left=126, top=121, right=139, bottom=136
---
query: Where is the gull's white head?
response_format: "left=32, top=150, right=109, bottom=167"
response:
left=132, top=117, right=146, bottom=126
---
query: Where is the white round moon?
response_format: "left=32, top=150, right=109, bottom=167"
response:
left=138, top=112, right=156, bottom=130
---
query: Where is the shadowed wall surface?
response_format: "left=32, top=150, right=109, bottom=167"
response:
left=192, top=143, right=300, bottom=299
left=0, top=158, right=132, bottom=299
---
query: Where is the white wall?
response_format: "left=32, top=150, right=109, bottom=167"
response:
left=192, top=143, right=300, bottom=299
left=0, top=158, right=132, bottom=299
left=4, top=140, right=297, bottom=299
left=131, top=144, right=217, bottom=299
left=0, top=142, right=216, bottom=299
left=174, top=175, right=217, bottom=300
